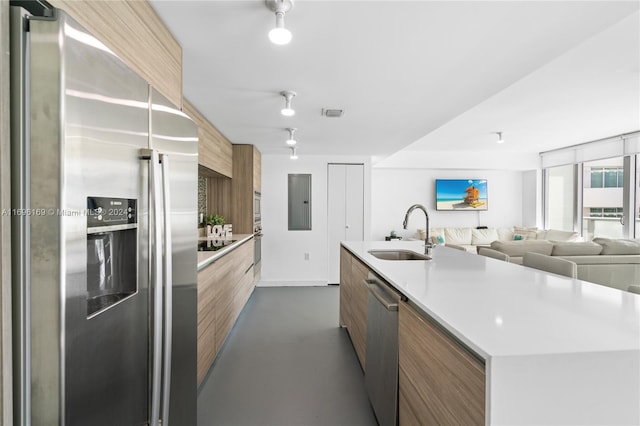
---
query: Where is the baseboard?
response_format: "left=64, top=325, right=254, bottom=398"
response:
left=257, top=280, right=328, bottom=287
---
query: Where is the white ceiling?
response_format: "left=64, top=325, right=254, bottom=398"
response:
left=149, top=0, right=640, bottom=163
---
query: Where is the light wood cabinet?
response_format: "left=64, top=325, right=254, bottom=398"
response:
left=49, top=0, right=182, bottom=107
left=339, top=247, right=352, bottom=329
left=231, top=145, right=261, bottom=234
left=184, top=100, right=233, bottom=178
left=197, top=239, right=254, bottom=385
left=339, top=246, right=368, bottom=370
left=398, top=301, right=485, bottom=425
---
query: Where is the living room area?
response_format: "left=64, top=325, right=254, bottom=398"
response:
left=371, top=133, right=640, bottom=293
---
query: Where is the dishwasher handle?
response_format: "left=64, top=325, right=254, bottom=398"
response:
left=365, top=279, right=399, bottom=311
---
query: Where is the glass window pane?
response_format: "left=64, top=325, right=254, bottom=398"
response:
left=604, top=169, right=618, bottom=188
left=590, top=169, right=603, bottom=188
left=617, top=169, right=624, bottom=188
left=583, top=158, right=623, bottom=240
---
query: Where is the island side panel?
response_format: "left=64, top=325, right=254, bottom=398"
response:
left=399, top=301, right=485, bottom=425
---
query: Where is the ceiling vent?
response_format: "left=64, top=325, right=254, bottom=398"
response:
left=322, top=108, right=344, bottom=118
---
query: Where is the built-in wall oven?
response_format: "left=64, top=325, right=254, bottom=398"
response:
left=254, top=191, right=261, bottom=224
left=254, top=191, right=262, bottom=265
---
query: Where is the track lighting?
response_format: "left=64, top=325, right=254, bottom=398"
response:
left=280, top=90, right=296, bottom=116
left=290, top=146, right=298, bottom=160
left=266, top=0, right=293, bottom=45
left=286, top=128, right=297, bottom=145
left=495, top=132, right=505, bottom=144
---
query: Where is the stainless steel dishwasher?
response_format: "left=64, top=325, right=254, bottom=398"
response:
left=365, top=272, right=402, bottom=426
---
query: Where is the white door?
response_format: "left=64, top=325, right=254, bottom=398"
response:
left=328, top=164, right=364, bottom=283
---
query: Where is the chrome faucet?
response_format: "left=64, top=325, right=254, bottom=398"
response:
left=403, top=204, right=434, bottom=255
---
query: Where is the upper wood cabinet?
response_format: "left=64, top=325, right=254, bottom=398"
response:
left=231, top=145, right=261, bottom=234
left=253, top=147, right=262, bottom=192
left=183, top=100, right=233, bottom=178
left=49, top=0, right=182, bottom=107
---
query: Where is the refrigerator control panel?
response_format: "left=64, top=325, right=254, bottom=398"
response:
left=87, top=197, right=137, bottom=228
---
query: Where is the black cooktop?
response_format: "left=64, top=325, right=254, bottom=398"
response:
left=197, top=240, right=237, bottom=252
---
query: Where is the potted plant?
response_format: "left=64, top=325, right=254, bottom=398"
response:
left=205, top=214, right=225, bottom=237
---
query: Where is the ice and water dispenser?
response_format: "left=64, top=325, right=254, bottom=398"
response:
left=86, top=197, right=137, bottom=317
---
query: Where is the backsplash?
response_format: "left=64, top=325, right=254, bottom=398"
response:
left=198, top=175, right=206, bottom=225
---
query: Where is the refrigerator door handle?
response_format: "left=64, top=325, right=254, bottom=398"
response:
left=160, top=153, right=173, bottom=426
left=145, top=148, right=164, bottom=426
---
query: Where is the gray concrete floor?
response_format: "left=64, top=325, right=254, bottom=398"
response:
left=197, top=286, right=377, bottom=426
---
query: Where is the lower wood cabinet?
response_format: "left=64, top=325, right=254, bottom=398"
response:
left=197, top=239, right=254, bottom=385
left=398, top=301, right=485, bottom=425
left=339, top=246, right=369, bottom=370
left=340, top=247, right=486, bottom=423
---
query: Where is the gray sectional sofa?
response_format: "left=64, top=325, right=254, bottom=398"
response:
left=427, top=226, right=580, bottom=253
left=488, top=238, right=640, bottom=292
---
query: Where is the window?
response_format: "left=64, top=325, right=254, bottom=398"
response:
left=589, top=167, right=623, bottom=188
left=589, top=207, right=623, bottom=218
left=542, top=133, right=640, bottom=240
left=583, top=159, right=623, bottom=240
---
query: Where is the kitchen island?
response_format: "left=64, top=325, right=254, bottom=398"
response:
left=341, top=240, right=640, bottom=425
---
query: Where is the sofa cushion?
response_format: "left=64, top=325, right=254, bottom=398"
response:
left=497, top=227, right=515, bottom=241
left=593, top=238, right=640, bottom=255
left=490, top=240, right=554, bottom=257
left=471, top=228, right=499, bottom=245
left=544, top=229, right=581, bottom=242
left=551, top=241, right=603, bottom=256
left=444, top=228, right=472, bottom=245
left=513, top=226, right=538, bottom=240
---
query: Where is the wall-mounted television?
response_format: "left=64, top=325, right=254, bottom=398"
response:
left=435, top=179, right=488, bottom=211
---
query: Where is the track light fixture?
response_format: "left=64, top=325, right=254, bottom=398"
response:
left=280, top=90, right=296, bottom=116
left=266, top=0, right=294, bottom=45
left=495, top=132, right=505, bottom=144
left=286, top=128, right=297, bottom=145
left=290, top=146, right=298, bottom=160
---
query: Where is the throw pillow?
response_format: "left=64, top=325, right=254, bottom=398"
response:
left=437, top=235, right=445, bottom=245
left=471, top=228, right=499, bottom=245
left=513, top=234, right=524, bottom=241
left=513, top=226, right=539, bottom=240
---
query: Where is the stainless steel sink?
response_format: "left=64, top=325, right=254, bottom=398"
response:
left=368, top=249, right=431, bottom=261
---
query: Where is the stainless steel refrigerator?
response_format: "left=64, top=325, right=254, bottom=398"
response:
left=10, top=6, right=197, bottom=425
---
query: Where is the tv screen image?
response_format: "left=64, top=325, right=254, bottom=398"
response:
left=435, top=179, right=488, bottom=211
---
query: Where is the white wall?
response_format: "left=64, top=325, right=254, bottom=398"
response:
left=262, top=154, right=539, bottom=283
left=371, top=168, right=527, bottom=241
left=260, top=154, right=371, bottom=286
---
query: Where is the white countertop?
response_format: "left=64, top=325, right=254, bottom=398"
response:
left=197, top=234, right=253, bottom=271
left=343, top=239, right=640, bottom=358
left=342, top=239, right=640, bottom=424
